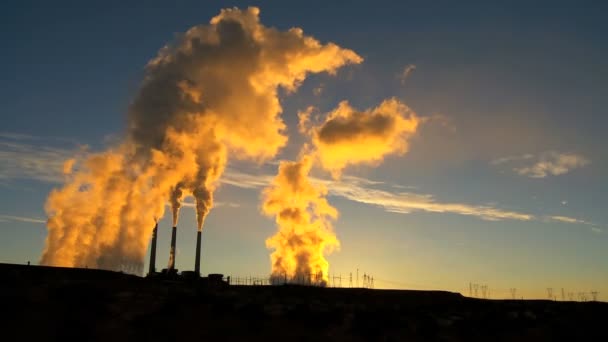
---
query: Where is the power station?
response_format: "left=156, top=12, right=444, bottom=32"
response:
left=147, top=218, right=209, bottom=282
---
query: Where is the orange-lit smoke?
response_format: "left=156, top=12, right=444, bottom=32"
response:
left=41, top=7, right=361, bottom=273
left=263, top=156, right=338, bottom=285
left=263, top=98, right=420, bottom=284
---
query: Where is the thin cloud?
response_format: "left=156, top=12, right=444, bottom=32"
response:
left=221, top=169, right=274, bottom=189
left=491, top=153, right=534, bottom=165
left=548, top=215, right=595, bottom=226
left=0, top=133, right=79, bottom=184
left=399, top=64, right=416, bottom=84
left=0, top=214, right=46, bottom=224
left=492, top=151, right=589, bottom=178
left=179, top=198, right=240, bottom=209
left=223, top=169, right=534, bottom=222
left=222, top=169, right=601, bottom=228
left=327, top=180, right=534, bottom=221
left=548, top=215, right=602, bottom=233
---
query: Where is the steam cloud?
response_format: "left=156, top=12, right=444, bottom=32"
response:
left=263, top=98, right=420, bottom=284
left=41, top=7, right=361, bottom=272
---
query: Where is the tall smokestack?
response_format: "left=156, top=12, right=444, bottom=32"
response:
left=194, top=230, right=202, bottom=275
left=148, top=222, right=158, bottom=274
left=168, top=226, right=177, bottom=271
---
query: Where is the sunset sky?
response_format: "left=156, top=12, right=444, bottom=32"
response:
left=1, top=1, right=607, bottom=300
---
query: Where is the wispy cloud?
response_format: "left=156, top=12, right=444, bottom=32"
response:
left=221, top=169, right=602, bottom=229
left=221, top=169, right=274, bottom=189
left=0, top=133, right=78, bottom=184
left=327, top=180, right=533, bottom=221
left=179, top=198, right=241, bottom=209
left=222, top=169, right=533, bottom=222
left=492, top=151, right=589, bottom=178
left=491, top=153, right=534, bottom=165
left=549, top=215, right=586, bottom=224
left=0, top=214, right=46, bottom=224
left=548, top=215, right=601, bottom=233
left=398, top=64, right=416, bottom=84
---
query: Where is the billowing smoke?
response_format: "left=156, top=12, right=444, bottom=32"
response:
left=263, top=156, right=339, bottom=285
left=307, top=98, right=420, bottom=178
left=263, top=98, right=420, bottom=285
left=170, top=184, right=184, bottom=226
left=41, top=7, right=361, bottom=272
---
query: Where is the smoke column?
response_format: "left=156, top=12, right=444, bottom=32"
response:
left=41, top=7, right=361, bottom=273
left=263, top=98, right=420, bottom=284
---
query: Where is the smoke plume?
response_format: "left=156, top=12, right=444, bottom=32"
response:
left=41, top=7, right=361, bottom=272
left=263, top=98, right=420, bottom=284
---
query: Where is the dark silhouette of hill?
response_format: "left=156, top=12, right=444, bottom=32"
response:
left=1, top=263, right=606, bottom=341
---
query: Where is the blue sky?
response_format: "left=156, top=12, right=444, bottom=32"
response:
left=1, top=1, right=607, bottom=299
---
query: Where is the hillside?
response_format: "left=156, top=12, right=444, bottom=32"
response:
left=1, top=263, right=605, bottom=341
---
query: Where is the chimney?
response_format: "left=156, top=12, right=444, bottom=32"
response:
left=194, top=230, right=202, bottom=276
left=148, top=222, right=158, bottom=275
left=168, top=226, right=177, bottom=271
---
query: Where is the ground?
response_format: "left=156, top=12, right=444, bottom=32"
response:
left=1, top=263, right=606, bottom=341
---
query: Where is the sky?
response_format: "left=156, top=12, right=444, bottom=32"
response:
left=1, top=0, right=607, bottom=300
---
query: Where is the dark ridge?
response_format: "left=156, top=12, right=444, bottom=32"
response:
left=1, top=263, right=606, bottom=341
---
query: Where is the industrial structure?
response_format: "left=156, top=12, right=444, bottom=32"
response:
left=147, top=217, right=215, bottom=285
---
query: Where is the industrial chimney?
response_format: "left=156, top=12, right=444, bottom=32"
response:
left=168, top=226, right=177, bottom=271
left=194, top=230, right=202, bottom=276
left=148, top=222, right=158, bottom=275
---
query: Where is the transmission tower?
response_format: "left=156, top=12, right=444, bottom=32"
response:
left=473, top=283, right=479, bottom=297
left=590, top=291, right=598, bottom=301
left=561, top=288, right=565, bottom=301
left=547, top=288, right=553, bottom=300
left=481, top=285, right=488, bottom=299
left=510, top=288, right=517, bottom=300
left=349, top=272, right=353, bottom=288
